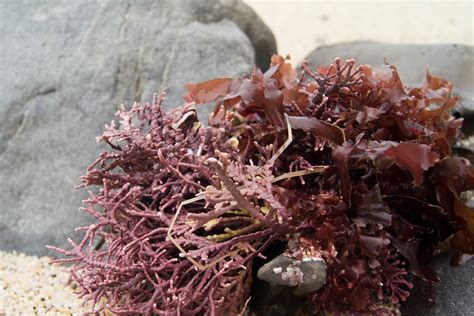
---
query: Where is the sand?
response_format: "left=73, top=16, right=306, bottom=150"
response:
left=0, top=251, right=92, bottom=315
left=244, top=0, right=473, bottom=65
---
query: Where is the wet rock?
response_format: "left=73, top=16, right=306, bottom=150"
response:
left=257, top=254, right=326, bottom=294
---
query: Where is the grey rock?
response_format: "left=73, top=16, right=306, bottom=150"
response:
left=304, top=41, right=474, bottom=116
left=189, top=0, right=277, bottom=70
left=162, top=19, right=253, bottom=114
left=257, top=254, right=326, bottom=294
left=401, top=253, right=474, bottom=316
left=0, top=0, right=262, bottom=255
left=296, top=257, right=327, bottom=294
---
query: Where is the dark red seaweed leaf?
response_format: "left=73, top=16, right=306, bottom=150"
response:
left=184, top=78, right=233, bottom=104
left=383, top=143, right=440, bottom=185
left=359, top=235, right=390, bottom=258
left=450, top=187, right=474, bottom=255
left=332, top=142, right=354, bottom=203
left=353, top=184, right=392, bottom=227
left=288, top=115, right=345, bottom=145
left=391, top=238, right=439, bottom=282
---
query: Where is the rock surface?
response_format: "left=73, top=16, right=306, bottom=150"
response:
left=188, top=0, right=276, bottom=70
left=257, top=254, right=326, bottom=294
left=304, top=41, right=474, bottom=116
left=0, top=0, right=270, bottom=255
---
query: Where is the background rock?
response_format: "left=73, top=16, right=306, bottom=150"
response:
left=0, top=0, right=271, bottom=255
left=162, top=19, right=253, bottom=109
left=304, top=41, right=474, bottom=118
left=189, top=0, right=277, bottom=70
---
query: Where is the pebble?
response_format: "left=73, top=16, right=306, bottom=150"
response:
left=257, top=254, right=326, bottom=294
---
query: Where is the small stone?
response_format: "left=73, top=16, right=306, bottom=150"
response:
left=257, top=254, right=326, bottom=294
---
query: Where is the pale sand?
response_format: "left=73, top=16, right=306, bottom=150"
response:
left=244, top=0, right=474, bottom=65
left=0, top=251, right=93, bottom=315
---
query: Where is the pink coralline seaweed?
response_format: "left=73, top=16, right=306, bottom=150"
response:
left=48, top=93, right=285, bottom=315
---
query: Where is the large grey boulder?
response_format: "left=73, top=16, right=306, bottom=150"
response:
left=187, top=0, right=276, bottom=70
left=0, top=0, right=271, bottom=255
left=304, top=41, right=474, bottom=118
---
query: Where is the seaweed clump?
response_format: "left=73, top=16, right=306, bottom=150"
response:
left=50, top=55, right=474, bottom=315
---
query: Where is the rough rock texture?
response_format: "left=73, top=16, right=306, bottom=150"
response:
left=0, top=0, right=270, bottom=255
left=188, top=0, right=277, bottom=70
left=304, top=41, right=474, bottom=117
left=257, top=254, right=326, bottom=294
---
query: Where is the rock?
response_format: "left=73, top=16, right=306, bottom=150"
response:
left=296, top=257, right=327, bottom=294
left=248, top=282, right=311, bottom=316
left=162, top=19, right=253, bottom=112
left=257, top=254, right=326, bottom=294
left=304, top=41, right=474, bottom=117
left=0, top=0, right=267, bottom=255
left=189, top=0, right=277, bottom=70
left=400, top=253, right=474, bottom=316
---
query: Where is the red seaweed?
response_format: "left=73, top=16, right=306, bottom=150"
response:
left=50, top=56, right=474, bottom=315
